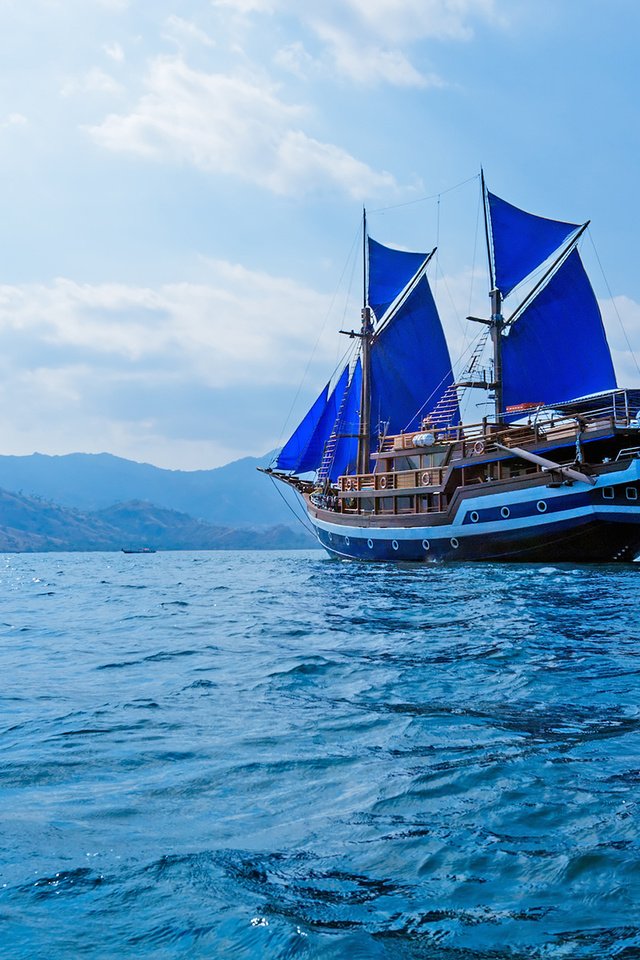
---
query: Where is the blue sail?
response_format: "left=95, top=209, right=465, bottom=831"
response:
left=488, top=191, right=579, bottom=298
left=502, top=249, right=617, bottom=413
left=370, top=275, right=457, bottom=440
left=275, top=382, right=329, bottom=472
left=330, top=360, right=362, bottom=481
left=275, top=365, right=349, bottom=474
left=368, top=237, right=428, bottom=322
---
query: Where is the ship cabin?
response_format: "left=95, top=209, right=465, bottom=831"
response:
left=318, top=389, right=640, bottom=521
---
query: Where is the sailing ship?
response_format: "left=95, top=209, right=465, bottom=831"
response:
left=263, top=174, right=640, bottom=562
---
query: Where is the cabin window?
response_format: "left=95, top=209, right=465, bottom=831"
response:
left=394, top=455, right=420, bottom=471
left=626, top=487, right=638, bottom=501
left=396, top=496, right=415, bottom=512
left=421, top=451, right=447, bottom=467
left=359, top=497, right=374, bottom=513
left=378, top=497, right=394, bottom=513
left=602, top=487, right=614, bottom=500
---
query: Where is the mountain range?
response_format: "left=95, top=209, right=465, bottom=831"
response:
left=0, top=451, right=300, bottom=527
left=0, top=452, right=318, bottom=551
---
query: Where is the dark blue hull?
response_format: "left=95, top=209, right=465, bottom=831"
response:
left=309, top=462, right=640, bottom=563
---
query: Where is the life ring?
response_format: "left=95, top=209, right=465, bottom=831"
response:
left=379, top=476, right=387, bottom=489
left=345, top=478, right=353, bottom=491
left=421, top=471, right=431, bottom=486
left=473, top=439, right=485, bottom=455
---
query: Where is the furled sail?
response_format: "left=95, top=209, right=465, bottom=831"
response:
left=370, top=274, right=458, bottom=439
left=488, top=191, right=580, bottom=298
left=502, top=249, right=617, bottom=412
left=275, top=365, right=349, bottom=474
left=368, top=237, right=429, bottom=322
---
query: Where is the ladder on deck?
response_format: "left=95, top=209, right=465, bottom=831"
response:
left=425, top=328, right=491, bottom=430
left=316, top=372, right=352, bottom=483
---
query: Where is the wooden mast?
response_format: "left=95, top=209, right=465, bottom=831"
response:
left=357, top=208, right=373, bottom=475
left=481, top=169, right=504, bottom=424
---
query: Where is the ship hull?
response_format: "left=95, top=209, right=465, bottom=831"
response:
left=308, top=461, right=640, bottom=563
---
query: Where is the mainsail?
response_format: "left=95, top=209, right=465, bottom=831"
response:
left=487, top=191, right=580, bottom=297
left=502, top=249, right=617, bottom=410
left=275, top=230, right=457, bottom=480
left=367, top=237, right=430, bottom=322
left=370, top=273, right=458, bottom=438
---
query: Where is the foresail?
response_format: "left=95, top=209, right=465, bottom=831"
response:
left=275, top=365, right=349, bottom=474
left=275, top=382, right=329, bottom=472
left=502, top=249, right=617, bottom=414
left=367, top=237, right=429, bottom=322
left=488, top=191, right=579, bottom=298
left=370, top=274, right=457, bottom=442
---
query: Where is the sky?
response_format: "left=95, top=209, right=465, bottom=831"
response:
left=0, top=0, right=639, bottom=470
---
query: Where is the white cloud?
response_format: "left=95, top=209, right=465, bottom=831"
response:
left=341, top=0, right=497, bottom=43
left=62, top=68, right=123, bottom=97
left=0, top=113, right=28, bottom=128
left=88, top=55, right=402, bottom=198
left=211, top=0, right=275, bottom=12
left=0, top=261, right=339, bottom=387
left=163, top=15, right=215, bottom=48
left=601, top=295, right=640, bottom=387
left=274, top=41, right=314, bottom=79
left=0, top=262, right=346, bottom=467
left=103, top=41, right=125, bottom=62
left=311, top=22, right=444, bottom=88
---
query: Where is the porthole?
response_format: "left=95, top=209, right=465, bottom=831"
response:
left=367, top=538, right=374, bottom=549
left=501, top=506, right=511, bottom=519
left=450, top=537, right=459, bottom=549
left=537, top=500, right=547, bottom=513
left=344, top=536, right=350, bottom=546
left=470, top=511, right=479, bottom=523
left=422, top=539, right=430, bottom=551
left=602, top=487, right=614, bottom=500
left=392, top=539, right=399, bottom=551
left=626, top=487, right=638, bottom=501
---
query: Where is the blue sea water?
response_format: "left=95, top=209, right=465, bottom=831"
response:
left=1, top=550, right=639, bottom=959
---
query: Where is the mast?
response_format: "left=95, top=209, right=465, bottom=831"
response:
left=482, top=170, right=504, bottom=423
left=357, top=207, right=373, bottom=475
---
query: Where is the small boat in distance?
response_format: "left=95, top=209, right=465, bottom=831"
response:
left=121, top=547, right=157, bottom=554
left=264, top=172, right=640, bottom=562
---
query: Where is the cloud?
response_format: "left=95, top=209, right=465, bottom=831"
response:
left=62, top=67, right=124, bottom=97
left=88, top=55, right=401, bottom=197
left=0, top=113, right=28, bottom=129
left=163, top=15, right=215, bottom=49
left=103, top=41, right=125, bottom=62
left=340, top=0, right=497, bottom=43
left=0, top=261, right=349, bottom=467
left=310, top=22, right=445, bottom=88
left=211, top=0, right=275, bottom=12
left=600, top=295, right=640, bottom=387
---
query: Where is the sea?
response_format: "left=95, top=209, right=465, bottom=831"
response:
left=1, top=549, right=639, bottom=960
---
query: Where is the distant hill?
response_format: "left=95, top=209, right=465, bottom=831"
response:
left=0, top=452, right=303, bottom=528
left=0, top=489, right=316, bottom=552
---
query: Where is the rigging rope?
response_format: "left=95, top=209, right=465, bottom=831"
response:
left=369, top=173, right=480, bottom=214
left=271, top=222, right=362, bottom=466
left=588, top=231, right=640, bottom=380
left=268, top=475, right=320, bottom=542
